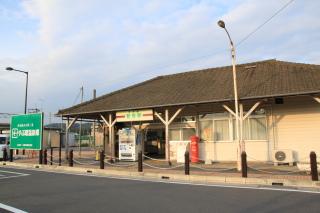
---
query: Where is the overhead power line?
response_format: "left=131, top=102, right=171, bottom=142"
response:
left=72, top=88, right=82, bottom=106
left=235, top=0, right=293, bottom=47
left=84, top=0, right=293, bottom=89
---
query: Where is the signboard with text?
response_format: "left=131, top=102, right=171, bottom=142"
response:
left=10, top=113, right=43, bottom=150
left=116, top=109, right=153, bottom=122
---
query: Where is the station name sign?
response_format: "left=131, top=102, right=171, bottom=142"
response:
left=10, top=113, right=43, bottom=150
left=116, top=109, right=153, bottom=122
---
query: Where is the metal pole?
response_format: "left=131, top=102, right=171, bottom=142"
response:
left=310, top=151, right=318, bottom=181
left=229, top=34, right=241, bottom=171
left=185, top=151, right=190, bottom=175
left=39, top=149, right=43, bottom=164
left=25, top=72, right=28, bottom=114
left=6, top=68, right=28, bottom=154
left=99, top=151, right=104, bottom=169
left=50, top=147, right=53, bottom=165
left=218, top=21, right=241, bottom=171
left=138, top=151, right=143, bottom=172
left=43, top=149, right=47, bottom=165
left=9, top=149, right=13, bottom=162
left=69, top=149, right=73, bottom=167
left=241, top=151, right=247, bottom=178
left=79, top=87, right=83, bottom=156
left=59, top=141, right=61, bottom=166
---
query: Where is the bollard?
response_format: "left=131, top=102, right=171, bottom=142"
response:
left=43, top=149, right=47, bottom=165
left=9, top=149, right=13, bottom=162
left=50, top=148, right=53, bottom=165
left=138, top=151, right=143, bottom=172
left=69, top=150, right=73, bottom=167
left=59, top=146, right=61, bottom=166
left=3, top=149, right=7, bottom=162
left=310, top=151, right=318, bottom=181
left=23, top=149, right=25, bottom=155
left=100, top=151, right=104, bottom=169
left=241, top=151, right=247, bottom=178
left=185, top=151, right=190, bottom=175
left=39, top=150, right=43, bottom=164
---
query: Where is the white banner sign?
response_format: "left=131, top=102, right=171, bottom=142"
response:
left=116, top=109, right=154, bottom=122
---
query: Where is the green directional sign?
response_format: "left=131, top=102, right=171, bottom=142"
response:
left=10, top=113, right=43, bottom=150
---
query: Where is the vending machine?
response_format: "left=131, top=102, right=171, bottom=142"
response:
left=119, top=128, right=143, bottom=161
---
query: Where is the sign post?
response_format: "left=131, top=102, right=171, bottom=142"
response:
left=10, top=113, right=43, bottom=150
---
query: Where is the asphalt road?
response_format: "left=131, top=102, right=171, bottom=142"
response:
left=0, top=166, right=319, bottom=213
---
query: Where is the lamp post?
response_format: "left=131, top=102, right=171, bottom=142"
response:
left=6, top=67, right=29, bottom=114
left=217, top=20, right=242, bottom=171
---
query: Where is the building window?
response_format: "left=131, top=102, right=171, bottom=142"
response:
left=214, top=119, right=230, bottom=141
left=169, top=128, right=196, bottom=141
left=170, top=129, right=180, bottom=141
left=154, top=116, right=196, bottom=124
left=244, top=117, right=267, bottom=140
left=199, top=109, right=267, bottom=142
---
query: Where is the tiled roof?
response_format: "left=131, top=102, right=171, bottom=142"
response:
left=57, top=59, right=320, bottom=116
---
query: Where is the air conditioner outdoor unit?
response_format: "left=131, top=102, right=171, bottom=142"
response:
left=273, top=149, right=294, bottom=166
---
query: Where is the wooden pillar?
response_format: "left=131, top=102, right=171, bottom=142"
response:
left=155, top=107, right=184, bottom=165
left=100, top=113, right=116, bottom=161
left=65, top=118, right=69, bottom=158
left=240, top=103, right=245, bottom=153
left=64, top=116, right=79, bottom=159
left=165, top=109, right=170, bottom=164
left=223, top=100, right=263, bottom=171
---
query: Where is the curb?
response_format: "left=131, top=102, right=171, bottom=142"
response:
left=3, top=162, right=320, bottom=191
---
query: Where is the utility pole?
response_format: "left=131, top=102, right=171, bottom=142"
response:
left=79, top=87, right=83, bottom=156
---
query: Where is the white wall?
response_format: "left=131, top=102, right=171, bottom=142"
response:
left=269, top=96, right=320, bottom=162
left=169, top=96, right=320, bottom=163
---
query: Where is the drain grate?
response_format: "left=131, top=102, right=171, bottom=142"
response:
left=161, top=176, right=170, bottom=179
left=272, top=182, right=284, bottom=186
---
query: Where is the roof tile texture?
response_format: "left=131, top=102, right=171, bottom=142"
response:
left=58, top=59, right=320, bottom=115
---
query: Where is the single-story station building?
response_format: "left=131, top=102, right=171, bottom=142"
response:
left=55, top=59, right=320, bottom=165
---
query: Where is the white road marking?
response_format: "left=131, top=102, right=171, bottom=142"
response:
left=0, top=203, right=28, bottom=213
left=1, top=166, right=320, bottom=194
left=0, top=170, right=30, bottom=179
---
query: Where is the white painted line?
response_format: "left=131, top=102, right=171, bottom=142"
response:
left=0, top=170, right=30, bottom=179
left=0, top=203, right=28, bottom=213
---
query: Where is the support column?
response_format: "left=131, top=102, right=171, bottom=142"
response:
left=64, top=116, right=79, bottom=159
left=239, top=103, right=245, bottom=153
left=223, top=99, right=263, bottom=171
left=65, top=118, right=69, bottom=158
left=100, top=113, right=116, bottom=161
left=154, top=107, right=184, bottom=165
left=165, top=109, right=170, bottom=164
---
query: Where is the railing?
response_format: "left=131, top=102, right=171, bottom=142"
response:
left=2, top=148, right=319, bottom=181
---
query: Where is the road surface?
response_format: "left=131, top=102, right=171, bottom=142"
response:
left=0, top=166, right=319, bottom=213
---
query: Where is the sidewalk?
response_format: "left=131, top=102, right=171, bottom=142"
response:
left=3, top=148, right=319, bottom=190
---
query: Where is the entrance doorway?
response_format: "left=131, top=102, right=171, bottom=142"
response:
left=145, top=129, right=165, bottom=159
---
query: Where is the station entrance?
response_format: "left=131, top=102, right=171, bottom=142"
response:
left=144, top=129, right=165, bottom=159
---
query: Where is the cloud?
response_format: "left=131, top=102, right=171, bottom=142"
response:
left=1, top=0, right=319, bottom=124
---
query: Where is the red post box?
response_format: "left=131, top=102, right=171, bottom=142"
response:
left=190, top=136, right=199, bottom=163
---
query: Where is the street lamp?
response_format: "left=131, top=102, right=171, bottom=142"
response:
left=217, top=20, right=242, bottom=171
left=6, top=67, right=29, bottom=114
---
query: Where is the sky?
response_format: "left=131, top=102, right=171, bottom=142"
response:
left=1, top=0, right=319, bottom=124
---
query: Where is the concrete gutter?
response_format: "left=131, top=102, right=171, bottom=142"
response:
left=3, top=162, right=320, bottom=191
